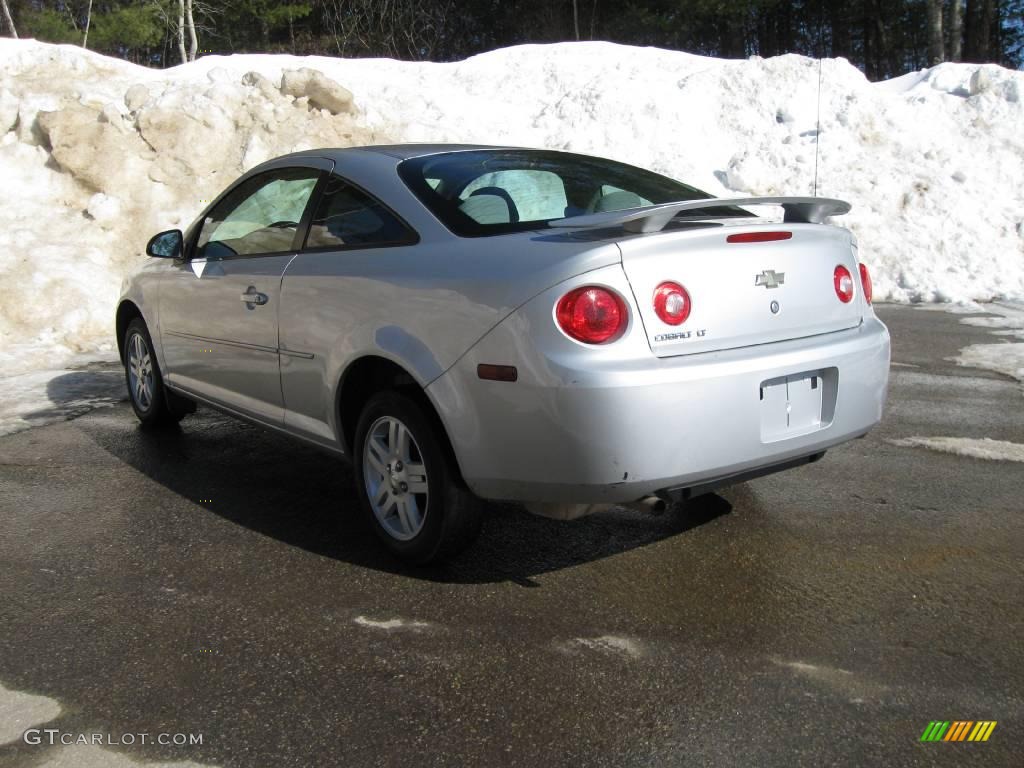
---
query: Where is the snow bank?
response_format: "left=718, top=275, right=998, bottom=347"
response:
left=0, top=41, right=379, bottom=375
left=1, top=39, right=1023, bottom=375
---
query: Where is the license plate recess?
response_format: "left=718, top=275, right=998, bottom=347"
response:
left=759, top=368, right=837, bottom=442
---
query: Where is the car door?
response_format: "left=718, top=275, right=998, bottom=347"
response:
left=159, top=160, right=330, bottom=424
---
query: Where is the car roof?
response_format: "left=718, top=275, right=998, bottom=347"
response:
left=273, top=143, right=523, bottom=163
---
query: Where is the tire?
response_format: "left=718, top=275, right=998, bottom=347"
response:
left=353, top=391, right=482, bottom=564
left=123, top=318, right=190, bottom=427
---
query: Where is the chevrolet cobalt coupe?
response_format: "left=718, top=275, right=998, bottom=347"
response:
left=118, top=145, right=890, bottom=562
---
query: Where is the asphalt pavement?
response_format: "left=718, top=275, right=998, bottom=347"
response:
left=0, top=304, right=1021, bottom=767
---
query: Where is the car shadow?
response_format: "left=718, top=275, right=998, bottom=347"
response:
left=76, top=393, right=732, bottom=586
left=0, top=377, right=740, bottom=766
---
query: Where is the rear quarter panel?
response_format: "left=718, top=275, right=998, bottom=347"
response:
left=277, top=234, right=622, bottom=448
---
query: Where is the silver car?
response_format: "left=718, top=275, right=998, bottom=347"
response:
left=118, top=144, right=890, bottom=562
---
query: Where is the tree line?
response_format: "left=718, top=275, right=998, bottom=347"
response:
left=0, top=0, right=1020, bottom=79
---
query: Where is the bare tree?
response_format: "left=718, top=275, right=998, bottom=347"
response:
left=177, top=0, right=187, bottom=62
left=185, top=0, right=198, bottom=60
left=948, top=0, right=963, bottom=60
left=323, top=0, right=457, bottom=61
left=572, top=0, right=580, bottom=41
left=151, top=0, right=213, bottom=65
left=926, top=0, right=944, bottom=64
left=82, top=0, right=93, bottom=48
left=1, top=0, right=17, bottom=38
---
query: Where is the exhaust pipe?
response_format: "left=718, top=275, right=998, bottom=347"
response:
left=624, top=495, right=667, bottom=514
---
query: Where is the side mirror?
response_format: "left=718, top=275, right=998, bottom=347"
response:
left=146, top=229, right=184, bottom=259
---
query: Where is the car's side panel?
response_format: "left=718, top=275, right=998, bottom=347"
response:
left=278, top=235, right=624, bottom=450
left=278, top=243, right=465, bottom=446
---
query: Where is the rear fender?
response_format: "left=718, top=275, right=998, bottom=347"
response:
left=427, top=262, right=651, bottom=494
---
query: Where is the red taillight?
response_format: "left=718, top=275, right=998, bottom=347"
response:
left=726, top=231, right=793, bottom=243
left=555, top=286, right=627, bottom=344
left=834, top=265, right=854, bottom=303
left=652, top=281, right=691, bottom=326
left=858, top=263, right=873, bottom=304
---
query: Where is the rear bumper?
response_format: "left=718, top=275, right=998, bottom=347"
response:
left=658, top=449, right=828, bottom=502
left=428, top=315, right=890, bottom=504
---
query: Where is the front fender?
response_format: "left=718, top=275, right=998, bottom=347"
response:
left=116, top=261, right=167, bottom=373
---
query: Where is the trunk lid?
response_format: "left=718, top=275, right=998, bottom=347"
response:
left=618, top=223, right=863, bottom=357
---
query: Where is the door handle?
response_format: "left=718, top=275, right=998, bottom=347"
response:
left=240, top=288, right=268, bottom=306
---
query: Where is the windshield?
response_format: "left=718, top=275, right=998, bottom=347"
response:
left=398, top=149, right=745, bottom=237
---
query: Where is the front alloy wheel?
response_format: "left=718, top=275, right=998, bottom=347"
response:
left=122, top=317, right=190, bottom=426
left=127, top=330, right=155, bottom=413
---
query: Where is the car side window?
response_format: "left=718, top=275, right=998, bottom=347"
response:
left=304, top=175, right=416, bottom=249
left=196, top=168, right=320, bottom=259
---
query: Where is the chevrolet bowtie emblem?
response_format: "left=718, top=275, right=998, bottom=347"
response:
left=755, top=270, right=785, bottom=289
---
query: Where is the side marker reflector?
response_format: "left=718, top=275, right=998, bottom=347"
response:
left=477, top=364, right=518, bottom=382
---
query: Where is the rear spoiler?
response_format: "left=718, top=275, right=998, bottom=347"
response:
left=548, top=196, right=851, bottom=234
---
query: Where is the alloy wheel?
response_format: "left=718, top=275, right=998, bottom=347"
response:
left=127, top=331, right=155, bottom=412
left=362, top=415, right=430, bottom=540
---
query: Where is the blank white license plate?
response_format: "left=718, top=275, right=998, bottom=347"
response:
left=759, top=370, right=829, bottom=442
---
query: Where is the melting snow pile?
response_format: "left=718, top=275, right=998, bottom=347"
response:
left=955, top=301, right=1024, bottom=383
left=889, top=435, right=1024, bottom=462
left=1, top=39, right=1023, bottom=377
left=888, top=301, right=1024, bottom=463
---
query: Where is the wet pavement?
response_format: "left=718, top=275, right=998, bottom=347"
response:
left=0, top=305, right=1021, bottom=767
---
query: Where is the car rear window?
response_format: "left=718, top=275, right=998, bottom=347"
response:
left=398, top=149, right=745, bottom=237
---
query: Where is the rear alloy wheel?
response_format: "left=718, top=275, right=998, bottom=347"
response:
left=363, top=414, right=430, bottom=541
left=123, top=318, right=190, bottom=427
left=354, top=391, right=482, bottom=563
